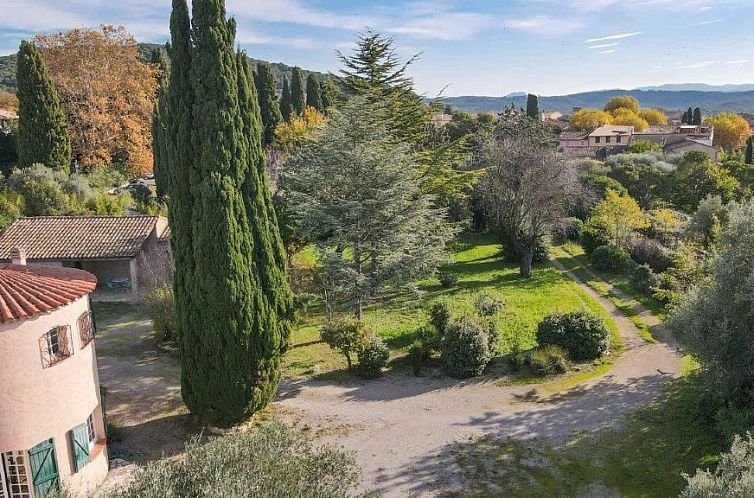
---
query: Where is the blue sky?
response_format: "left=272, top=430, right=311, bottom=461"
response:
left=2, top=0, right=753, bottom=96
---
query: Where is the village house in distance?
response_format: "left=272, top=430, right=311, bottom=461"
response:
left=0, top=248, right=108, bottom=498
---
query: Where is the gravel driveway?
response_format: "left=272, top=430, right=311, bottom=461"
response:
left=275, top=264, right=682, bottom=496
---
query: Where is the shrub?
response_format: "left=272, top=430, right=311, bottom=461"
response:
left=715, top=405, right=754, bottom=444
left=357, top=336, right=390, bottom=378
left=627, top=236, right=673, bottom=273
left=681, top=433, right=754, bottom=498
left=589, top=244, right=631, bottom=274
left=429, top=302, right=452, bottom=335
left=581, top=225, right=609, bottom=254
left=441, top=317, right=492, bottom=378
left=416, top=323, right=441, bottom=353
left=141, top=285, right=176, bottom=344
left=629, top=263, right=657, bottom=295
left=438, top=271, right=459, bottom=288
left=485, top=320, right=499, bottom=355
left=536, top=310, right=610, bottom=361
left=555, top=217, right=584, bottom=244
left=530, top=345, right=570, bottom=376
left=101, top=422, right=361, bottom=498
left=475, top=293, right=505, bottom=317
left=409, top=339, right=426, bottom=376
left=320, top=318, right=370, bottom=370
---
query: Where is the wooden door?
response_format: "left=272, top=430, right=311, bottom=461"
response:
left=28, top=440, right=59, bottom=497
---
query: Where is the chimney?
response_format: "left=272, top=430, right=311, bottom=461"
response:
left=10, top=247, right=26, bottom=266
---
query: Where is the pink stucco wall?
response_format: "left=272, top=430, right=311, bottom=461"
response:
left=0, top=296, right=108, bottom=497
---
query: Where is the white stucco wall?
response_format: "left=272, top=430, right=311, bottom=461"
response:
left=0, top=296, right=108, bottom=497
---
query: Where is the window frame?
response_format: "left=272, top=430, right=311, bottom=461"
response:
left=39, top=326, right=73, bottom=368
left=77, top=311, right=95, bottom=348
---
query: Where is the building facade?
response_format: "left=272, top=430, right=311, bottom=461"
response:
left=0, top=250, right=107, bottom=498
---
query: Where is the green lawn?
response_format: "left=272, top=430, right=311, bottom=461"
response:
left=449, top=367, right=723, bottom=498
left=283, top=233, right=622, bottom=378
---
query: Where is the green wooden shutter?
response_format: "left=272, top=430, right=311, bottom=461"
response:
left=70, top=424, right=91, bottom=472
left=29, top=438, right=60, bottom=497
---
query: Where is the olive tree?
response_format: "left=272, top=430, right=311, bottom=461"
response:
left=681, top=433, right=754, bottom=498
left=668, top=201, right=754, bottom=404
left=477, top=133, right=581, bottom=278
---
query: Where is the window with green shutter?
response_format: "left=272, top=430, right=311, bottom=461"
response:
left=29, top=439, right=59, bottom=497
left=69, top=424, right=90, bottom=472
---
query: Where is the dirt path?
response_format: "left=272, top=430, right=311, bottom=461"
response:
left=274, top=263, right=683, bottom=497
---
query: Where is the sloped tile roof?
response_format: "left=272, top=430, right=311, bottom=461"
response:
left=0, top=264, right=96, bottom=323
left=0, top=216, right=159, bottom=261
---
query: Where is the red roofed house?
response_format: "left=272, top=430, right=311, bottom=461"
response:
left=0, top=248, right=108, bottom=498
left=0, top=216, right=171, bottom=302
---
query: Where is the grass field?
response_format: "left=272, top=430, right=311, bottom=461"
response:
left=450, top=364, right=723, bottom=498
left=283, top=233, right=622, bottom=378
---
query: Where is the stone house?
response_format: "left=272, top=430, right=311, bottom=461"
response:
left=0, top=216, right=171, bottom=302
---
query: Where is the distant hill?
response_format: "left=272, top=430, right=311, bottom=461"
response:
left=635, top=83, right=754, bottom=93
left=0, top=42, right=331, bottom=93
left=444, top=89, right=754, bottom=115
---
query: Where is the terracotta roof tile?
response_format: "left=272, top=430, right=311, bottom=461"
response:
left=0, top=265, right=96, bottom=323
left=0, top=216, right=159, bottom=261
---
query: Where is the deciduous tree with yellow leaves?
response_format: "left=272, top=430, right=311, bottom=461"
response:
left=34, top=26, right=158, bottom=175
left=706, top=112, right=751, bottom=151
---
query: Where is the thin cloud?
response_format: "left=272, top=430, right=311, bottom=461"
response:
left=585, top=32, right=641, bottom=43
left=726, top=59, right=750, bottom=65
left=588, top=42, right=619, bottom=49
left=696, top=19, right=723, bottom=25
left=677, top=60, right=721, bottom=69
left=390, top=12, right=497, bottom=40
left=598, top=49, right=616, bottom=54
left=504, top=15, right=582, bottom=35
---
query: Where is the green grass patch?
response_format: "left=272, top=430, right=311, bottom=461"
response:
left=449, top=372, right=723, bottom=498
left=284, top=233, right=623, bottom=378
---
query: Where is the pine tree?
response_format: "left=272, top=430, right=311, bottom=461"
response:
left=526, top=93, right=539, bottom=120
left=305, top=74, right=323, bottom=111
left=280, top=77, right=292, bottom=122
left=290, top=67, right=306, bottom=116
left=745, top=136, right=753, bottom=165
left=16, top=40, right=71, bottom=171
left=164, top=0, right=291, bottom=427
left=254, top=62, right=282, bottom=146
left=693, top=107, right=702, bottom=126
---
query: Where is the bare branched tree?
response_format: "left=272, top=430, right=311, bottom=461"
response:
left=478, top=136, right=581, bottom=278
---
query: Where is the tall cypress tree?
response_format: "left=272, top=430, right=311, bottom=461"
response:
left=254, top=62, right=282, bottom=146
left=745, top=136, right=753, bottom=165
left=693, top=107, right=702, bottom=126
left=526, top=93, right=539, bottom=120
left=165, top=0, right=291, bottom=427
left=151, top=48, right=168, bottom=199
left=163, top=0, right=197, bottom=426
left=16, top=40, right=71, bottom=171
left=280, top=77, right=292, bottom=122
left=290, top=67, right=305, bottom=116
left=686, top=107, right=693, bottom=124
left=306, top=73, right=323, bottom=111
left=320, top=77, right=339, bottom=112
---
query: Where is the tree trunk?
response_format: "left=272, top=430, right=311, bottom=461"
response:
left=519, top=245, right=534, bottom=279
left=354, top=239, right=363, bottom=320
left=345, top=354, right=352, bottom=370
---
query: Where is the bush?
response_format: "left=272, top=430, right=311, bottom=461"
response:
left=429, top=302, right=452, bottom=335
left=715, top=405, right=754, bottom=444
left=101, top=422, right=361, bottom=498
left=629, top=262, right=657, bottom=295
left=681, top=433, right=754, bottom=498
left=536, top=310, right=610, bottom=361
left=554, top=217, right=584, bottom=244
left=438, top=271, right=459, bottom=288
left=475, top=293, right=505, bottom=317
left=409, top=339, right=426, bottom=376
left=581, top=225, right=609, bottom=254
left=441, top=317, right=492, bottom=378
left=530, top=345, right=570, bottom=376
left=589, top=244, right=631, bottom=274
left=416, top=323, right=441, bottom=353
left=627, top=236, right=673, bottom=273
left=141, top=285, right=176, bottom=344
left=357, top=336, right=390, bottom=378
left=320, top=318, right=370, bottom=370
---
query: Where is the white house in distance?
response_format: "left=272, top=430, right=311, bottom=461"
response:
left=0, top=248, right=107, bottom=498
